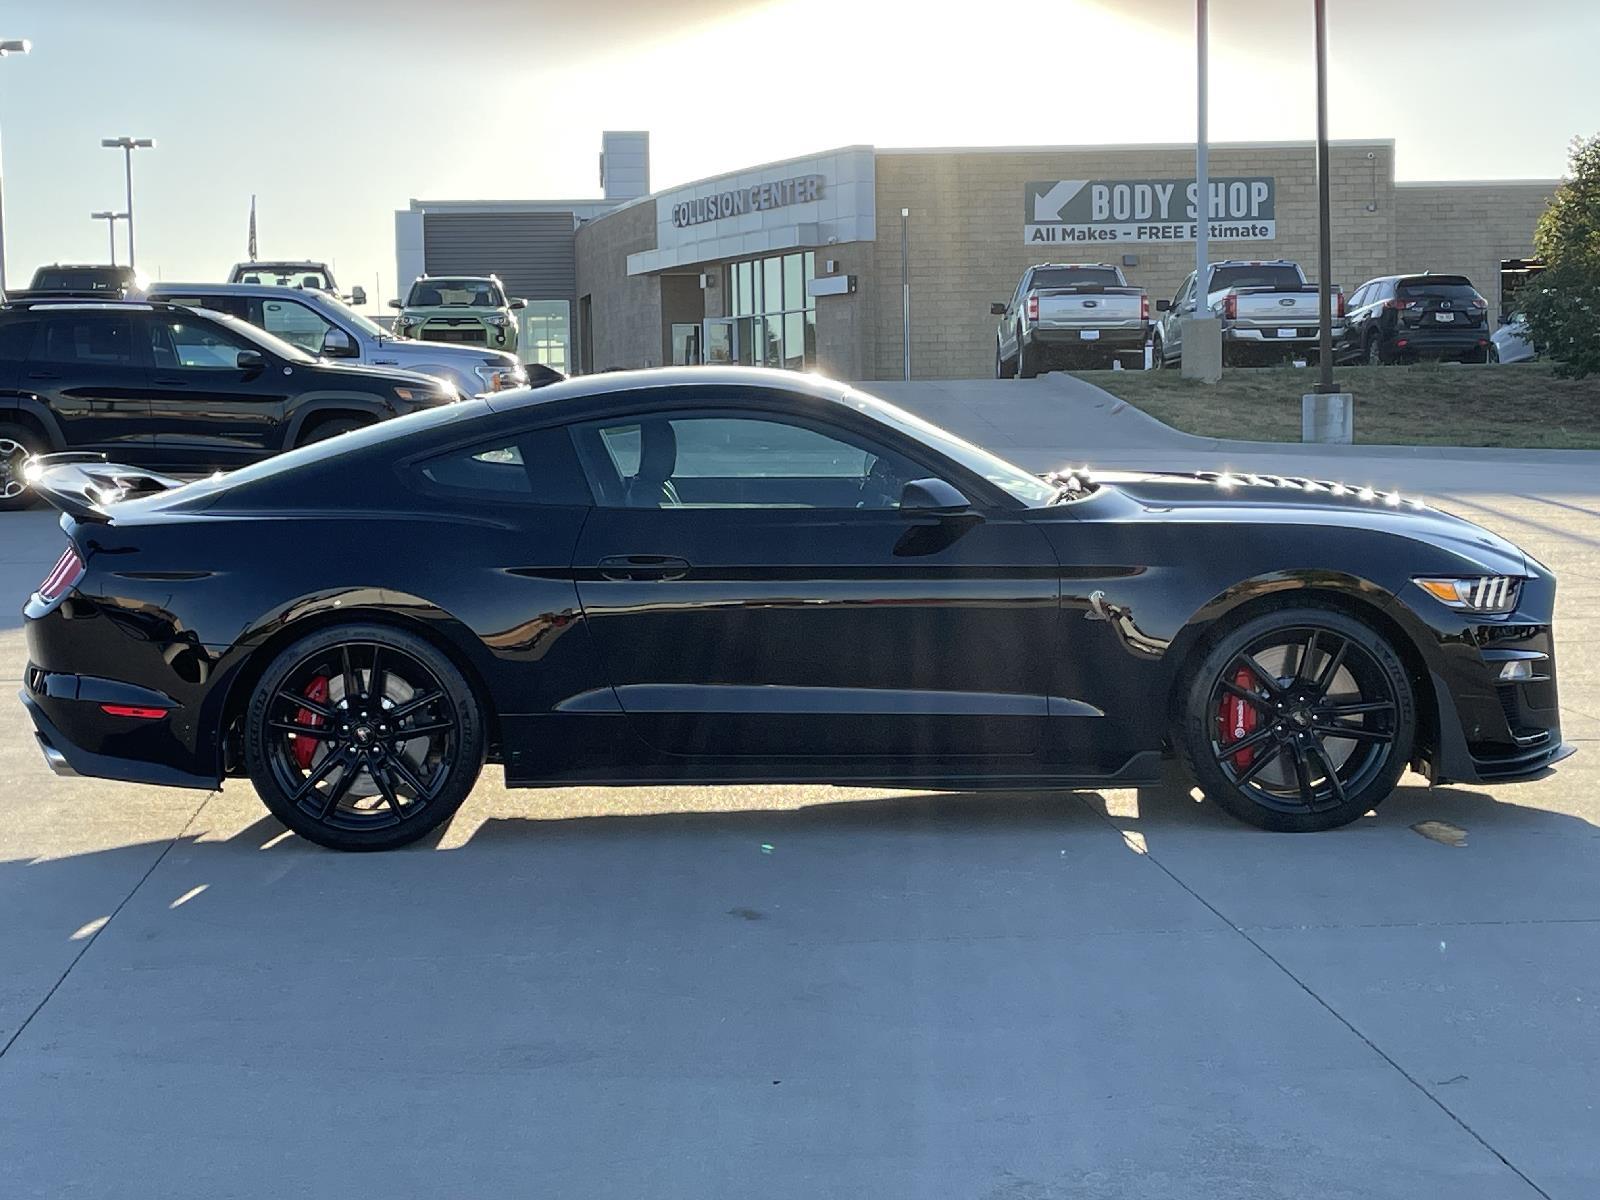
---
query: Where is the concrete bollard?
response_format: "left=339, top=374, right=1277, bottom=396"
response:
left=1180, top=318, right=1223, bottom=383
left=1302, top=392, right=1353, bottom=444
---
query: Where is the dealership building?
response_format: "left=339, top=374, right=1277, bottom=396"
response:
left=395, top=131, right=1556, bottom=380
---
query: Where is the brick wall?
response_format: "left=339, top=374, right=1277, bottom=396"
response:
left=573, top=200, right=662, bottom=372
left=1394, top=182, right=1556, bottom=323
left=867, top=142, right=1398, bottom=380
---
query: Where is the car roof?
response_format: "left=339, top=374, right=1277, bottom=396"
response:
left=149, top=281, right=333, bottom=300
left=482, top=366, right=850, bottom=418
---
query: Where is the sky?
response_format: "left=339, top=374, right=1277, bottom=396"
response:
left=1, top=0, right=1596, bottom=305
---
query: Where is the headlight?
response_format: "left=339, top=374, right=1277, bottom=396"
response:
left=485, top=313, right=510, bottom=327
left=473, top=362, right=526, bottom=391
left=1414, top=576, right=1522, bottom=614
left=393, top=385, right=447, bottom=404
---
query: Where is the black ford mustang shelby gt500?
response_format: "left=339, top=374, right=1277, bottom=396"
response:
left=20, top=368, right=1570, bottom=850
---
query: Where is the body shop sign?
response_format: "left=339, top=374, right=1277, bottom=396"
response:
left=1024, top=178, right=1275, bottom=244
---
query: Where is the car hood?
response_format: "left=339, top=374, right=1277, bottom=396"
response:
left=307, top=359, right=446, bottom=390
left=1076, top=468, right=1527, bottom=574
left=380, top=336, right=520, bottom=368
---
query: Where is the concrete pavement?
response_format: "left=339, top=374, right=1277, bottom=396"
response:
left=0, top=398, right=1598, bottom=1198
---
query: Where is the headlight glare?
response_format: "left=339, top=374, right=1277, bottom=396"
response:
left=1415, top=576, right=1521, bottom=614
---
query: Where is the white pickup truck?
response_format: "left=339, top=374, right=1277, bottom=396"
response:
left=1152, top=260, right=1345, bottom=368
left=993, top=263, right=1150, bottom=377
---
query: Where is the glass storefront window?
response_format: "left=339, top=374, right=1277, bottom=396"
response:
left=521, top=300, right=571, bottom=373
left=722, top=251, right=817, bottom=370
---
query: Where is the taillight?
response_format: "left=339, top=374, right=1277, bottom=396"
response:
left=39, top=547, right=85, bottom=602
left=1025, top=292, right=1038, bottom=321
left=1335, top=291, right=1346, bottom=318
left=1471, top=296, right=1487, bottom=310
left=1388, top=298, right=1417, bottom=310
left=1140, top=293, right=1150, bottom=321
left=1222, top=293, right=1237, bottom=321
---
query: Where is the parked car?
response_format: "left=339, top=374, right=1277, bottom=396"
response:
left=147, top=282, right=530, bottom=398
left=1491, top=312, right=1535, bottom=364
left=0, top=298, right=457, bottom=503
left=18, top=367, right=1570, bottom=850
left=227, top=260, right=366, bottom=307
left=9, top=263, right=146, bottom=301
left=391, top=275, right=526, bottom=355
left=992, top=263, right=1149, bottom=377
left=1338, top=273, right=1491, bottom=365
left=1152, top=260, right=1344, bottom=368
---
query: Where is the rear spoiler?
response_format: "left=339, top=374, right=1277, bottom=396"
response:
left=1034, top=285, right=1142, bottom=296
left=25, top=454, right=185, bottom=523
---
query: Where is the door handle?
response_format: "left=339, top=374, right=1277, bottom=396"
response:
left=597, top=554, right=691, bottom=582
left=26, top=371, right=60, bottom=380
left=150, top=377, right=190, bottom=386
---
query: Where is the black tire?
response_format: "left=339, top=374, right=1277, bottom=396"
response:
left=1462, top=346, right=1489, bottom=365
left=1017, top=329, right=1039, bottom=379
left=1150, top=333, right=1166, bottom=370
left=1364, top=332, right=1385, bottom=366
left=1488, top=343, right=1502, bottom=364
left=1175, top=606, right=1416, bottom=832
left=298, top=416, right=369, bottom=447
left=0, top=421, right=45, bottom=512
left=244, top=623, right=486, bottom=851
left=995, top=338, right=1016, bottom=379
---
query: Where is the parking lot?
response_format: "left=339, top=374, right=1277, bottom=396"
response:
left=1, top=388, right=1598, bottom=1198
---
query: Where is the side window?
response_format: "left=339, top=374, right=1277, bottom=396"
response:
left=258, top=299, right=334, bottom=354
left=1375, top=280, right=1395, bottom=303
left=416, top=426, right=591, bottom=505
left=148, top=315, right=251, bottom=370
left=572, top=412, right=923, bottom=511
left=34, top=315, right=134, bottom=366
left=161, top=295, right=251, bottom=321
left=0, top=318, right=39, bottom=362
left=1173, top=277, right=1192, bottom=308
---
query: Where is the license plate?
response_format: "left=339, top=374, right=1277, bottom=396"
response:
left=1277, top=328, right=1298, bottom=338
left=1435, top=312, right=1455, bottom=322
left=1079, top=329, right=1100, bottom=340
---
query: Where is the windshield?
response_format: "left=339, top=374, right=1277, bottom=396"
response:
left=846, top=389, right=1059, bottom=505
left=313, top=291, right=391, bottom=339
left=1031, top=267, right=1123, bottom=289
left=1208, top=265, right=1305, bottom=293
left=407, top=278, right=507, bottom=308
left=206, top=310, right=318, bottom=364
left=235, top=264, right=334, bottom=290
left=1397, top=279, right=1481, bottom=302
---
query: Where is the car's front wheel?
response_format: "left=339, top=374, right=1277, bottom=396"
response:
left=995, top=338, right=1016, bottom=379
left=0, top=422, right=44, bottom=512
left=1176, top=607, right=1416, bottom=832
left=244, top=624, right=486, bottom=850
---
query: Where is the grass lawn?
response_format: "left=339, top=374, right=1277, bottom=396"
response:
left=1076, top=361, right=1600, bottom=449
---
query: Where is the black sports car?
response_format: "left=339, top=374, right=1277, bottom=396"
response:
left=19, top=368, right=1571, bottom=850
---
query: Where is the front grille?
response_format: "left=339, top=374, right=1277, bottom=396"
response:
left=421, top=328, right=487, bottom=344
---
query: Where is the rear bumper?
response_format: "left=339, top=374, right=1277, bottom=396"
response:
left=1225, top=324, right=1345, bottom=344
left=1031, top=326, right=1148, bottom=350
left=21, top=688, right=218, bottom=791
left=1387, top=329, right=1490, bottom=356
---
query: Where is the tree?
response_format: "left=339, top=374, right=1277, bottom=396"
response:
left=1522, top=134, right=1600, bottom=377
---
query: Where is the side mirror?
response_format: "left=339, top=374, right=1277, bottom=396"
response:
left=1156, top=299, right=1172, bottom=312
left=321, top=327, right=357, bottom=358
left=511, top=298, right=527, bottom=310
left=989, top=302, right=1007, bottom=316
left=349, top=285, right=368, bottom=307
left=235, top=349, right=266, bottom=371
left=899, top=477, right=972, bottom=514
left=388, top=298, right=403, bottom=309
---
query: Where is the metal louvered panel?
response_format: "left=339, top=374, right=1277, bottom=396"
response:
left=420, top=212, right=578, bottom=301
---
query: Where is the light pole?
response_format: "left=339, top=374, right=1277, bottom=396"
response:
left=100, top=135, right=154, bottom=268
left=900, top=207, right=911, bottom=380
left=0, top=37, right=32, bottom=293
left=1194, top=0, right=1208, bottom=296
left=90, top=211, right=127, bottom=266
left=1312, top=0, right=1335, bottom=395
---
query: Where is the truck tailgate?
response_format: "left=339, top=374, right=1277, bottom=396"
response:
left=1229, top=289, right=1322, bottom=328
left=1036, top=287, right=1144, bottom=329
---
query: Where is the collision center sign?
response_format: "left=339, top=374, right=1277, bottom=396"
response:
left=1024, top=177, right=1276, bottom=244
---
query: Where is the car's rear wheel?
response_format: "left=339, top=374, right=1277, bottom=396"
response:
left=1176, top=607, right=1415, bottom=832
left=0, top=422, right=44, bottom=512
left=244, top=624, right=485, bottom=851
left=1151, top=333, right=1166, bottom=370
left=1017, top=330, right=1039, bottom=379
left=1365, top=333, right=1385, bottom=366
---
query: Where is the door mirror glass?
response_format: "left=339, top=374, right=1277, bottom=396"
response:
left=388, top=298, right=403, bottom=309
left=511, top=297, right=527, bottom=310
left=321, top=327, right=357, bottom=358
left=235, top=349, right=266, bottom=371
left=899, top=477, right=971, bottom=513
left=349, top=286, right=368, bottom=307
left=1156, top=299, right=1172, bottom=312
left=989, top=302, right=1007, bottom=316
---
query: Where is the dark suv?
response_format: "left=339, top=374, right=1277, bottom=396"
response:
left=1339, top=273, right=1491, bottom=364
left=0, top=300, right=458, bottom=509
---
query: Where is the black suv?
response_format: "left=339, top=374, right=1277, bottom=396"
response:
left=0, top=300, right=458, bottom=509
left=1338, top=273, right=1491, bottom=364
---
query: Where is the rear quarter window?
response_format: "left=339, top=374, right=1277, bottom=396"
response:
left=415, top=425, right=591, bottom=505
left=0, top=318, right=38, bottom=362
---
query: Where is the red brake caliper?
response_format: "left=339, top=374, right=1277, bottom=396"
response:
left=290, top=675, right=330, bottom=770
left=1218, top=667, right=1260, bottom=769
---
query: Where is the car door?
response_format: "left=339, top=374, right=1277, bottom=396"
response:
left=24, top=311, right=151, bottom=456
left=567, top=397, right=1061, bottom=763
left=141, top=310, right=292, bottom=469
left=1339, top=284, right=1369, bottom=354
left=1163, top=275, right=1193, bottom=358
left=1000, top=271, right=1030, bottom=359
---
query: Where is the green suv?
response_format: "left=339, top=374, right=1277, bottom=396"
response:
left=391, top=275, right=525, bottom=354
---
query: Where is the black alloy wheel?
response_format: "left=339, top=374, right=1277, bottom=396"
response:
left=245, top=624, right=484, bottom=850
left=0, top=423, right=41, bottom=512
left=1178, top=608, right=1415, bottom=831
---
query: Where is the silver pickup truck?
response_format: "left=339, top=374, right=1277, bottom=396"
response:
left=993, top=263, right=1150, bottom=377
left=1152, top=259, right=1344, bottom=368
